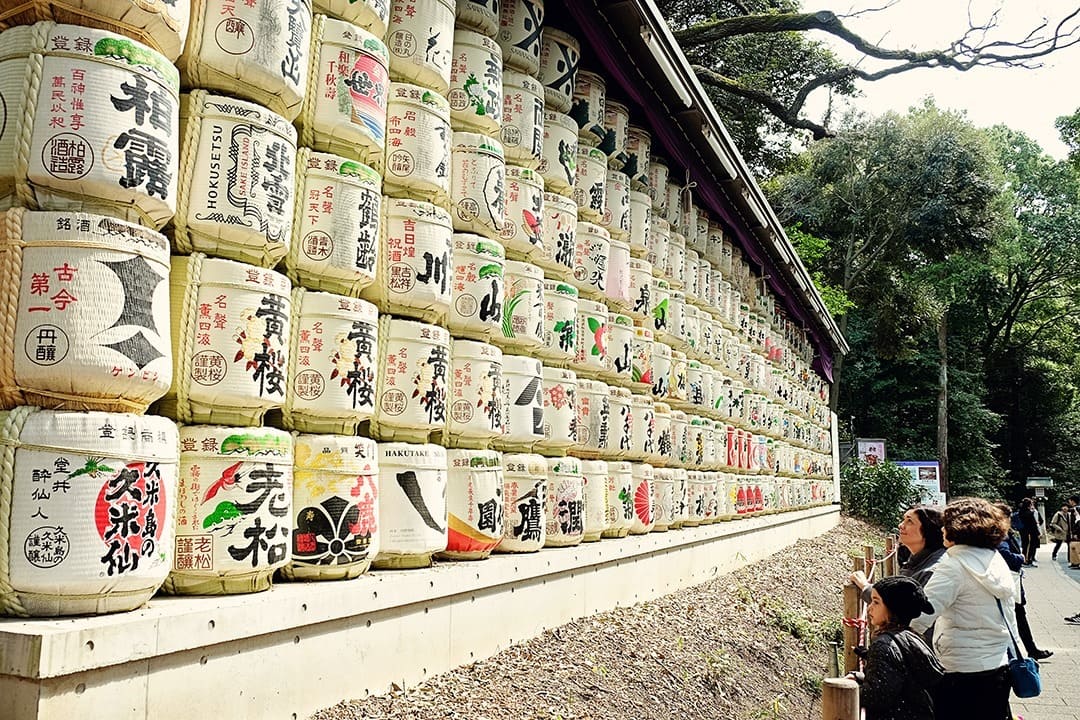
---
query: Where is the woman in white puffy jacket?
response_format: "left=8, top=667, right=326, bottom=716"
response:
left=910, top=497, right=1018, bottom=719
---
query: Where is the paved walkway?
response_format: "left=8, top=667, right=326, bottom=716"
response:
left=1010, top=542, right=1080, bottom=720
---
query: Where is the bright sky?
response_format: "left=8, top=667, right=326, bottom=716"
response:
left=808, top=0, right=1080, bottom=158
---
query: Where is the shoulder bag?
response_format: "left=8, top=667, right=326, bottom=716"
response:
left=996, top=598, right=1041, bottom=698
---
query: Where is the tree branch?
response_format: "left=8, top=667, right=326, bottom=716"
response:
left=691, top=65, right=833, bottom=139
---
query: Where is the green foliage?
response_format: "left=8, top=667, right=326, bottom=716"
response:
left=785, top=224, right=855, bottom=317
left=840, top=460, right=925, bottom=529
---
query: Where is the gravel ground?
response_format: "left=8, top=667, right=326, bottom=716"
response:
left=311, top=516, right=881, bottom=720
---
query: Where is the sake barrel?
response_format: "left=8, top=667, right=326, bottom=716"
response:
left=372, top=442, right=447, bottom=568
left=686, top=414, right=706, bottom=469
left=165, top=426, right=291, bottom=595
left=537, top=191, right=576, bottom=280
left=175, top=91, right=297, bottom=268
left=0, top=208, right=171, bottom=413
left=286, top=150, right=381, bottom=296
left=629, top=393, right=654, bottom=461
left=669, top=350, right=687, bottom=404
left=671, top=408, right=688, bottom=466
left=650, top=277, right=670, bottom=338
left=706, top=219, right=725, bottom=265
left=666, top=232, right=687, bottom=289
left=283, top=290, right=378, bottom=434
left=685, top=360, right=705, bottom=409
left=572, top=221, right=609, bottom=300
left=370, top=317, right=449, bottom=441
left=497, top=0, right=544, bottom=75
left=538, top=111, right=577, bottom=195
left=282, top=433, right=378, bottom=581
left=363, top=197, right=452, bottom=323
left=684, top=250, right=700, bottom=303
left=606, top=312, right=634, bottom=385
left=573, top=146, right=607, bottom=224
left=543, top=454, right=583, bottom=547
left=0, top=407, right=177, bottom=616
left=650, top=339, right=671, bottom=401
left=0, top=23, right=179, bottom=229
left=624, top=124, right=650, bottom=187
left=498, top=259, right=545, bottom=350
left=682, top=302, right=700, bottom=356
left=680, top=202, right=698, bottom=253
left=651, top=467, right=674, bottom=531
left=694, top=258, right=712, bottom=310
left=580, top=458, right=607, bottom=541
left=647, top=156, right=669, bottom=213
left=671, top=467, right=689, bottom=528
left=539, top=279, right=577, bottom=363
left=608, top=384, right=633, bottom=456
left=500, top=165, right=545, bottom=261
left=572, top=377, right=609, bottom=457
left=314, top=0, right=387, bottom=37
left=448, top=29, right=503, bottom=135
left=719, top=236, right=733, bottom=282
left=646, top=218, right=670, bottom=276
left=686, top=470, right=707, bottom=526
left=601, top=460, right=633, bottom=537
left=500, top=72, right=545, bottom=170
left=450, top=132, right=506, bottom=240
left=538, top=365, right=577, bottom=450
left=600, top=99, right=629, bottom=169
left=437, top=448, right=503, bottom=560
left=605, top=236, right=632, bottom=313
left=495, top=452, right=546, bottom=552
left=570, top=70, right=605, bottom=146
left=692, top=204, right=710, bottom=256
left=180, top=0, right=311, bottom=121
left=628, top=189, right=651, bottom=258
left=628, top=462, right=653, bottom=534
left=664, top=179, right=683, bottom=229
left=456, top=0, right=499, bottom=35
left=631, top=325, right=653, bottom=393
left=538, top=27, right=578, bottom=113
left=695, top=307, right=712, bottom=361
left=627, top=257, right=652, bottom=322
left=448, top=234, right=506, bottom=341
left=602, top=169, right=631, bottom=242
left=386, top=0, right=454, bottom=94
left=445, top=339, right=504, bottom=446
left=572, top=298, right=608, bottom=377
left=653, top=401, right=672, bottom=463
left=383, top=82, right=452, bottom=206
left=164, top=255, right=291, bottom=425
left=496, top=353, right=544, bottom=449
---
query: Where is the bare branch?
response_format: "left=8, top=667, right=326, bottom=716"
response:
left=691, top=64, right=833, bottom=139
left=837, top=0, right=900, bottom=20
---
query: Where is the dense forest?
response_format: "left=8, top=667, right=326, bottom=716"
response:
left=660, top=1, right=1080, bottom=502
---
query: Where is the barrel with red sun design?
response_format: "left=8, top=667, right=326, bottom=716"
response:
left=1, top=407, right=178, bottom=616
left=628, top=462, right=653, bottom=535
left=438, top=449, right=504, bottom=560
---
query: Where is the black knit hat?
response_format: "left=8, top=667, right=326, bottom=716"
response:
left=874, top=576, right=934, bottom=625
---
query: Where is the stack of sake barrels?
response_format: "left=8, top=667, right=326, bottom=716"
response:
left=0, top=2, right=189, bottom=616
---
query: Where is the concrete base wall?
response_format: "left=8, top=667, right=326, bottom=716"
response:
left=0, top=505, right=840, bottom=720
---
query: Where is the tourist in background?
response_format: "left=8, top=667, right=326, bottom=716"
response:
left=996, top=502, right=1053, bottom=660
left=1016, top=497, right=1041, bottom=566
left=1049, top=504, right=1069, bottom=561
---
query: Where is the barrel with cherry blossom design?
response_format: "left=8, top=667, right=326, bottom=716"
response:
left=572, top=298, right=608, bottom=378
left=445, top=339, right=504, bottom=447
left=538, top=365, right=577, bottom=451
left=370, top=316, right=450, bottom=442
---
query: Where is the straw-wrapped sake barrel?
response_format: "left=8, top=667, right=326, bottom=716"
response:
left=0, top=0, right=190, bottom=61
left=627, top=258, right=651, bottom=322
left=538, top=111, right=577, bottom=196
left=372, top=442, right=447, bottom=569
left=631, top=326, right=653, bottom=393
left=314, top=0, right=387, bottom=37
left=179, top=0, right=311, bottom=121
left=571, top=377, right=609, bottom=457
left=605, top=312, right=634, bottom=385
left=573, top=146, right=607, bottom=224
left=629, top=393, right=655, bottom=461
left=651, top=467, right=674, bottom=531
left=386, top=0, right=454, bottom=94
left=570, top=70, right=605, bottom=147
left=0, top=22, right=179, bottom=229
left=448, top=29, right=503, bottom=136
left=606, top=236, right=632, bottom=312
left=495, top=452, right=546, bottom=552
left=671, top=467, right=689, bottom=528
left=624, top=124, right=650, bottom=187
left=445, top=339, right=504, bottom=446
left=500, top=166, right=545, bottom=261
left=456, top=0, right=500, bottom=35
left=537, top=27, right=579, bottom=113
left=283, top=290, right=378, bottom=434
left=496, top=353, right=544, bottom=450
left=603, top=170, right=631, bottom=241
left=362, top=198, right=452, bottom=323
left=628, top=461, right=653, bottom=534
left=175, top=91, right=297, bottom=267
left=538, top=365, right=577, bottom=450
left=650, top=338, right=671, bottom=400
left=384, top=83, right=452, bottom=207
left=438, top=448, right=503, bottom=560
left=539, top=279, right=577, bottom=364
left=282, top=434, right=378, bottom=581
left=164, top=255, right=291, bottom=425
left=165, top=426, right=292, bottom=595
left=0, top=208, right=171, bottom=413
left=572, top=221, right=609, bottom=301
left=370, top=318, right=449, bottom=441
left=450, top=132, right=506, bottom=240
left=601, top=99, right=629, bottom=169
left=298, top=16, right=388, bottom=172
left=498, top=260, right=545, bottom=350
left=497, top=0, right=544, bottom=75
left=500, top=72, right=545, bottom=170
left=0, top=407, right=177, bottom=616
left=608, top=385, right=633, bottom=456
left=448, top=234, right=505, bottom=341
left=544, top=455, right=583, bottom=547
left=286, top=149, right=381, bottom=296
left=572, top=298, right=608, bottom=378
left=537, top=191, right=576, bottom=280
left=580, top=458, right=607, bottom=541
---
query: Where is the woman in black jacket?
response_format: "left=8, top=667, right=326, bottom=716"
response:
left=1017, top=497, right=1041, bottom=566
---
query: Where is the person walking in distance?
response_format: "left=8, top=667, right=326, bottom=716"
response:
left=1049, top=504, right=1069, bottom=561
left=1017, top=497, right=1040, bottom=566
left=996, top=502, right=1053, bottom=660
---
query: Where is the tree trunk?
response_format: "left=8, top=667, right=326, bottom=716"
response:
left=936, top=310, right=949, bottom=496
left=829, top=312, right=848, bottom=414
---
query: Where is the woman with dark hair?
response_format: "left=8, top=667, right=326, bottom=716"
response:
left=850, top=505, right=947, bottom=596
left=1017, top=497, right=1040, bottom=566
left=910, top=498, right=1018, bottom=719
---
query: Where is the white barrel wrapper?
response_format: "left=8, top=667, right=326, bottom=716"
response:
left=570, top=70, right=605, bottom=146
left=0, top=407, right=177, bottom=616
left=608, top=385, right=633, bottom=458
left=383, top=83, right=452, bottom=207
left=455, top=0, right=499, bottom=35
left=605, top=237, right=632, bottom=313
left=602, top=169, right=631, bottom=241
left=314, top=0, right=387, bottom=38
left=653, top=401, right=672, bottom=463
left=539, top=365, right=577, bottom=450
left=580, top=458, right=607, bottom=541
left=572, top=377, right=609, bottom=457
left=537, top=27, right=579, bottom=114
left=605, top=312, right=634, bottom=384
left=647, top=157, right=669, bottom=214
left=627, top=257, right=652, bottom=322
left=631, top=325, right=653, bottom=392
left=448, top=29, right=503, bottom=135
left=573, top=146, right=607, bottom=224
left=540, top=279, right=578, bottom=363
left=497, top=353, right=544, bottom=448
left=538, top=111, right=577, bottom=196
left=537, top=191, right=576, bottom=280
left=650, top=339, right=671, bottom=400
left=543, top=454, right=583, bottom=546
left=372, top=442, right=447, bottom=568
left=500, top=165, right=545, bottom=261
left=630, top=393, right=655, bottom=461
left=499, top=260, right=545, bottom=350
left=624, top=124, right=650, bottom=187
left=282, top=434, right=378, bottom=580
left=497, top=0, right=545, bottom=76
left=0, top=209, right=171, bottom=413
left=573, top=298, right=608, bottom=377
left=448, top=234, right=505, bottom=341
left=446, top=339, right=504, bottom=445
left=166, top=426, right=291, bottom=595
left=371, top=316, right=449, bottom=442
left=439, top=448, right=503, bottom=560
left=651, top=467, right=674, bottom=531
left=496, top=452, right=547, bottom=552
left=386, top=0, right=454, bottom=94
left=451, top=132, right=506, bottom=240
left=572, top=221, right=609, bottom=300
left=501, top=72, right=545, bottom=169
left=602, top=460, right=633, bottom=537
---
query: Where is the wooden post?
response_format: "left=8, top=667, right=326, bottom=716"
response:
left=828, top=641, right=840, bottom=678
left=884, top=535, right=897, bottom=577
left=863, top=543, right=875, bottom=582
left=822, top=677, right=860, bottom=720
left=842, top=581, right=860, bottom=674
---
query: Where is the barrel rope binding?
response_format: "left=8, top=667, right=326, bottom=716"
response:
left=284, top=147, right=309, bottom=289
left=0, top=209, right=26, bottom=409
left=14, top=23, right=49, bottom=209
left=173, top=89, right=205, bottom=255
left=175, top=252, right=203, bottom=424
left=280, top=286, right=305, bottom=430
left=0, top=405, right=38, bottom=617
left=369, top=312, right=391, bottom=440
left=298, top=13, right=324, bottom=150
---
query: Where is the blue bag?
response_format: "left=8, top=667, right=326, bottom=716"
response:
left=997, top=599, right=1041, bottom=698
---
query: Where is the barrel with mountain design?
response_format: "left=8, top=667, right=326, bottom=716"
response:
left=372, top=442, right=447, bottom=569
left=0, top=407, right=178, bottom=616
left=448, top=234, right=505, bottom=341
left=438, top=449, right=504, bottom=560
left=164, top=425, right=292, bottom=595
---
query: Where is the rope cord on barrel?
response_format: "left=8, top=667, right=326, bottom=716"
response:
left=280, top=286, right=305, bottom=430
left=175, top=253, right=203, bottom=424
left=298, top=14, right=323, bottom=149
left=180, top=0, right=209, bottom=89
left=14, top=24, right=48, bottom=209
left=0, top=406, right=38, bottom=617
left=0, top=209, right=26, bottom=409
left=173, top=91, right=204, bottom=255
left=284, top=148, right=308, bottom=289
left=369, top=313, right=392, bottom=441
